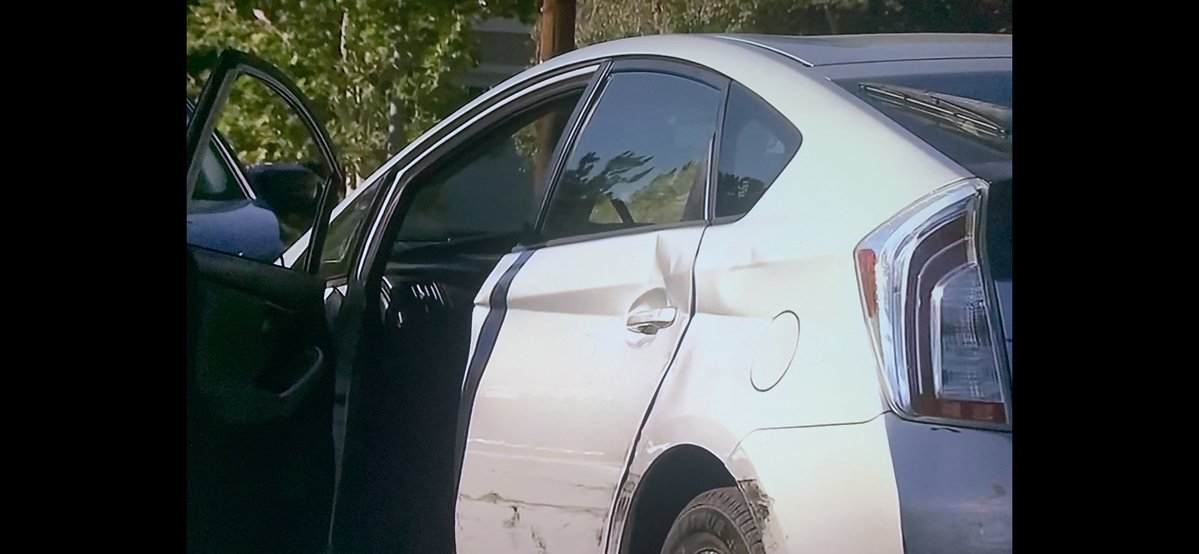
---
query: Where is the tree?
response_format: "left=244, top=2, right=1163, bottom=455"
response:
left=575, top=0, right=1010, bottom=46
left=187, top=0, right=538, bottom=185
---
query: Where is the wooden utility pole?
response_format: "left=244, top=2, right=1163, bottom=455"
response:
left=532, top=0, right=577, bottom=204
left=537, top=0, right=576, bottom=63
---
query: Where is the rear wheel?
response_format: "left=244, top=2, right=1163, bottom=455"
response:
left=660, top=486, right=765, bottom=554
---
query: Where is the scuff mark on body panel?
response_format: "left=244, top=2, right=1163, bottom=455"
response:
left=457, top=490, right=607, bottom=553
left=531, top=527, right=548, bottom=553
left=738, top=478, right=785, bottom=553
left=503, top=506, right=520, bottom=528
left=462, top=491, right=609, bottom=517
left=739, top=479, right=773, bottom=525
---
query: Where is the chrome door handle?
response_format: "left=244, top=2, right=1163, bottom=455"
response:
left=626, top=307, right=677, bottom=335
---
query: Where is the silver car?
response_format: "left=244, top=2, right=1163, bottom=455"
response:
left=187, top=33, right=1012, bottom=554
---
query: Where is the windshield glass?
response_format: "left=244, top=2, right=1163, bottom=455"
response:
left=835, top=70, right=1011, bottom=181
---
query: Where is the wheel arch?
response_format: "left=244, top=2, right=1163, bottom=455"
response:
left=615, top=443, right=738, bottom=554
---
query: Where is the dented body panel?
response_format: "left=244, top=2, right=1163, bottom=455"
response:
left=457, top=227, right=704, bottom=551
left=569, top=34, right=971, bottom=554
left=404, top=33, right=1011, bottom=554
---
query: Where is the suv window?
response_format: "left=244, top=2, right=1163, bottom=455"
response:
left=715, top=82, right=801, bottom=218
left=540, top=71, right=722, bottom=241
left=394, top=91, right=583, bottom=246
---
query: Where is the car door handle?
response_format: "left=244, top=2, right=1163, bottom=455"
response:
left=274, top=346, right=324, bottom=400
left=201, top=346, right=325, bottom=425
left=220, top=346, right=325, bottom=424
left=627, top=307, right=677, bottom=335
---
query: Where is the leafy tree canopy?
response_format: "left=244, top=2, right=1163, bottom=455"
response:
left=575, top=0, right=1011, bottom=46
left=189, top=0, right=1010, bottom=186
left=188, top=0, right=537, bottom=184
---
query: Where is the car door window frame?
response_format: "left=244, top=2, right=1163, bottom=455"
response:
left=526, top=56, right=732, bottom=250
left=186, top=50, right=344, bottom=274
left=354, top=62, right=604, bottom=283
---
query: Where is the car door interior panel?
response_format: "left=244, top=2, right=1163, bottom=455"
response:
left=187, top=49, right=342, bottom=554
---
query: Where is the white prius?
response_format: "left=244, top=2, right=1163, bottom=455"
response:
left=187, top=33, right=1012, bottom=554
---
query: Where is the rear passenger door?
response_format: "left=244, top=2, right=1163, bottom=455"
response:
left=456, top=60, right=728, bottom=552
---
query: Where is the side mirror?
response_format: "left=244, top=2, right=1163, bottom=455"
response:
left=244, top=163, right=323, bottom=214
left=245, top=162, right=327, bottom=246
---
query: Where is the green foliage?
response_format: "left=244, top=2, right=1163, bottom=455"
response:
left=216, top=76, right=319, bottom=167
left=561, top=150, right=701, bottom=226
left=187, top=0, right=537, bottom=184
left=189, top=0, right=1009, bottom=186
left=576, top=0, right=1011, bottom=46
left=623, top=161, right=700, bottom=223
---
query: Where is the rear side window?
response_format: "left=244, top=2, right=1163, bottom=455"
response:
left=715, top=83, right=801, bottom=218
left=541, top=71, right=722, bottom=241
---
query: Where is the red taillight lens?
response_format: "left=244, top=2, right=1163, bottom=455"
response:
left=856, top=249, right=878, bottom=318
left=855, top=179, right=1008, bottom=427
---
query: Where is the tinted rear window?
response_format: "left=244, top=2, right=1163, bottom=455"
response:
left=834, top=71, right=1011, bottom=181
left=846, top=72, right=1011, bottom=108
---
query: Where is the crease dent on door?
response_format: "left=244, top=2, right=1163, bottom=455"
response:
left=455, top=226, right=704, bottom=553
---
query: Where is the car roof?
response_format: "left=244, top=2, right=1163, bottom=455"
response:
left=522, top=33, right=1010, bottom=88
left=713, top=33, right=1011, bottom=67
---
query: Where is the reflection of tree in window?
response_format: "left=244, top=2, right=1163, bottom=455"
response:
left=542, top=71, right=721, bottom=240
left=590, top=160, right=702, bottom=224
left=554, top=150, right=653, bottom=225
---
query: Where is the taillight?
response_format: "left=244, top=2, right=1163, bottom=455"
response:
left=856, top=178, right=1010, bottom=427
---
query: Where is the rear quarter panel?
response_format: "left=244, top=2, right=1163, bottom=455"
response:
left=611, top=36, right=977, bottom=553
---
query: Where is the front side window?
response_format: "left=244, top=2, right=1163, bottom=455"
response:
left=540, top=71, right=723, bottom=241
left=715, top=82, right=801, bottom=218
left=394, top=91, right=583, bottom=246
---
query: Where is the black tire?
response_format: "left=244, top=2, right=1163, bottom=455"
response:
left=660, top=486, right=766, bottom=554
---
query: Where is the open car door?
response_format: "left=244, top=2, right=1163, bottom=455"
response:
left=186, top=50, right=343, bottom=553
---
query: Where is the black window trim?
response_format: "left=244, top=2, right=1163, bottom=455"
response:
left=522, top=56, right=732, bottom=251
left=708, top=81, right=730, bottom=223
left=530, top=60, right=614, bottom=228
